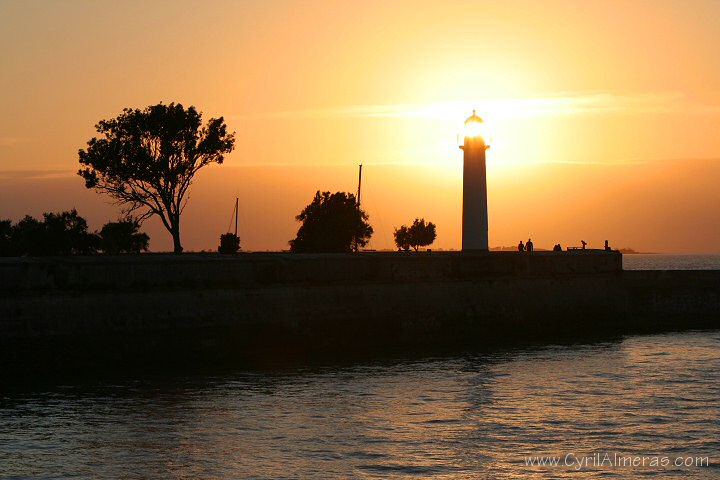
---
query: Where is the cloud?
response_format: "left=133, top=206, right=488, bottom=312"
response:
left=0, top=170, right=74, bottom=180
left=258, top=92, right=720, bottom=121
left=0, top=137, right=32, bottom=147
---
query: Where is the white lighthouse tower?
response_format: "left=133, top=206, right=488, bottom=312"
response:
left=460, top=110, right=489, bottom=251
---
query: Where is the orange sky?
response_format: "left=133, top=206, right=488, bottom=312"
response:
left=1, top=0, right=720, bottom=252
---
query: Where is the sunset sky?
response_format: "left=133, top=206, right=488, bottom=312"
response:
left=1, top=0, right=720, bottom=252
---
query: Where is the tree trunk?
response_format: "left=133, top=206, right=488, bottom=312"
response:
left=170, top=218, right=183, bottom=254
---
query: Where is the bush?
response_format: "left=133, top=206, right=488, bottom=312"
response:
left=218, top=233, right=240, bottom=254
left=98, top=218, right=150, bottom=254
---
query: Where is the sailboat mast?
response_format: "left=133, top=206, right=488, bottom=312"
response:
left=234, top=197, right=239, bottom=237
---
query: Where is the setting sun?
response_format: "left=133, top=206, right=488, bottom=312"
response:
left=464, top=111, right=485, bottom=139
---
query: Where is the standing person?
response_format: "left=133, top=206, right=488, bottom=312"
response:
left=518, top=240, right=525, bottom=252
left=526, top=238, right=534, bottom=252
left=604, top=240, right=611, bottom=251
left=581, top=240, right=587, bottom=250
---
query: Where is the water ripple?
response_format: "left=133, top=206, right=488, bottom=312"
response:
left=1, top=330, right=718, bottom=478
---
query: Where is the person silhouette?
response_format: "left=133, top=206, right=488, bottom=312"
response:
left=526, top=238, right=534, bottom=252
left=604, top=240, right=611, bottom=251
left=518, top=240, right=525, bottom=252
left=581, top=240, right=587, bottom=250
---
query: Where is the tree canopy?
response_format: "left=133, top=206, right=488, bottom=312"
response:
left=78, top=102, right=235, bottom=253
left=394, top=218, right=437, bottom=251
left=1, top=210, right=96, bottom=256
left=0, top=220, right=14, bottom=256
left=22, top=210, right=97, bottom=256
left=289, top=191, right=373, bottom=253
left=393, top=225, right=412, bottom=251
left=98, top=218, right=150, bottom=254
left=0, top=211, right=150, bottom=256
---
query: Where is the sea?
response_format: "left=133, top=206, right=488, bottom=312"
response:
left=623, top=253, right=720, bottom=270
left=1, top=255, right=719, bottom=479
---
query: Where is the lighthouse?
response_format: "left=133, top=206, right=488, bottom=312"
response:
left=460, top=110, right=489, bottom=251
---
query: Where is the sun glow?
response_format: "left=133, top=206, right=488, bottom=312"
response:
left=461, top=110, right=492, bottom=149
left=465, top=120, right=483, bottom=138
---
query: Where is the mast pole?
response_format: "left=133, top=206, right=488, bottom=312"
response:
left=354, top=164, right=363, bottom=253
left=234, top=197, right=238, bottom=237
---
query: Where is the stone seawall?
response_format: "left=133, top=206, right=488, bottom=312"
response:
left=1, top=252, right=718, bottom=370
left=0, top=250, right=622, bottom=292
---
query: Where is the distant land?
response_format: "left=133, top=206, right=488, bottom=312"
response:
left=618, top=248, right=655, bottom=254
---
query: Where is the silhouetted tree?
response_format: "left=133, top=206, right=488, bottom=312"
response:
left=10, top=210, right=98, bottom=256
left=394, top=218, right=437, bottom=251
left=289, top=191, right=373, bottom=253
left=393, top=225, right=411, bottom=251
left=44, top=210, right=99, bottom=255
left=78, top=102, right=235, bottom=254
left=10, top=215, right=44, bottom=255
left=0, top=220, right=14, bottom=256
left=218, top=233, right=240, bottom=254
left=98, top=218, right=150, bottom=254
left=408, top=218, right=436, bottom=251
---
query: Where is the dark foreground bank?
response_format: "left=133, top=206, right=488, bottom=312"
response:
left=1, top=252, right=719, bottom=375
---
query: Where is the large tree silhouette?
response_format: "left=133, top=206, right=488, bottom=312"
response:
left=289, top=191, right=373, bottom=253
left=78, top=103, right=235, bottom=253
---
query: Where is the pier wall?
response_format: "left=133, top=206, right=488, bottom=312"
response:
left=1, top=252, right=718, bottom=367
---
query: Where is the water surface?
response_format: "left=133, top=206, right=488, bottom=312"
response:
left=1, top=330, right=718, bottom=478
left=623, top=253, right=720, bottom=270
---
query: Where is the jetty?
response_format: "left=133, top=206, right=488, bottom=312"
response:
left=1, top=251, right=719, bottom=372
